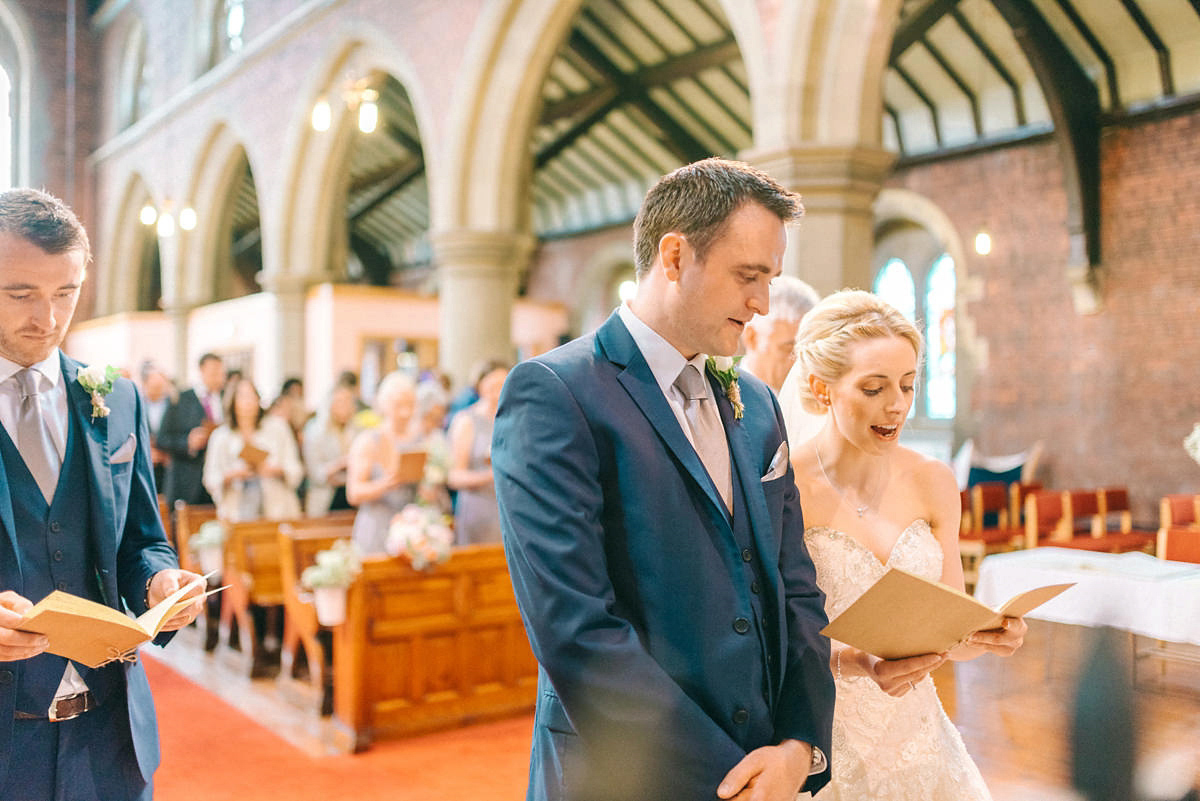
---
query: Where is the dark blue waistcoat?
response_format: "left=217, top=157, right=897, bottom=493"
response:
left=0, top=416, right=119, bottom=714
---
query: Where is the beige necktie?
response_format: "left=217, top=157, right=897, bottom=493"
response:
left=15, top=368, right=62, bottom=502
left=674, top=364, right=732, bottom=512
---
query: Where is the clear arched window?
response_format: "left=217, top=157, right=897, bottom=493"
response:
left=873, top=253, right=957, bottom=423
left=874, top=258, right=916, bottom=322
left=923, top=255, right=956, bottom=419
left=222, top=0, right=244, bottom=55
left=118, top=26, right=149, bottom=129
left=0, top=67, right=10, bottom=189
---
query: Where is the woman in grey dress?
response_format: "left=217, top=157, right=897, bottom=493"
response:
left=346, top=371, right=421, bottom=555
left=448, top=361, right=509, bottom=545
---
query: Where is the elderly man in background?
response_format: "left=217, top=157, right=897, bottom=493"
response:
left=739, top=275, right=820, bottom=391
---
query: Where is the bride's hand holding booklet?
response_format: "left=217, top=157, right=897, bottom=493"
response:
left=821, top=567, right=1074, bottom=660
left=17, top=572, right=226, bottom=668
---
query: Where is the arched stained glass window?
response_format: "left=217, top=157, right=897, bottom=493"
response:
left=874, top=258, right=916, bottom=322
left=924, top=254, right=956, bottom=419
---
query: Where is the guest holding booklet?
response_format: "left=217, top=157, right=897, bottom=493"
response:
left=202, top=377, right=304, bottom=522
left=781, top=290, right=1026, bottom=800
left=0, top=188, right=204, bottom=800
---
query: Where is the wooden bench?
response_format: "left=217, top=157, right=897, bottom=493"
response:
left=218, top=512, right=358, bottom=677
left=277, top=520, right=356, bottom=711
left=332, top=544, right=538, bottom=752
left=1025, top=490, right=1153, bottom=553
left=172, top=501, right=218, bottom=574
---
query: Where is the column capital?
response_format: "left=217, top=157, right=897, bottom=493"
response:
left=430, top=228, right=537, bottom=274
left=742, top=145, right=896, bottom=214
left=257, top=271, right=311, bottom=298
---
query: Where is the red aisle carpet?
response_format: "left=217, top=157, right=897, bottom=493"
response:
left=144, top=657, right=532, bottom=801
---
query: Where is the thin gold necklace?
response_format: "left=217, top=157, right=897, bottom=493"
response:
left=815, top=442, right=872, bottom=518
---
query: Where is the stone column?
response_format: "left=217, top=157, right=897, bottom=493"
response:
left=430, top=229, right=535, bottom=389
left=745, top=146, right=895, bottom=297
left=259, top=272, right=309, bottom=392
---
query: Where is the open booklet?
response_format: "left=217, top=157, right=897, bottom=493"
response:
left=18, top=573, right=226, bottom=668
left=821, top=567, right=1074, bottom=660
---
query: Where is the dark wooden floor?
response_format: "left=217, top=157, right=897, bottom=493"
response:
left=152, top=619, right=1200, bottom=800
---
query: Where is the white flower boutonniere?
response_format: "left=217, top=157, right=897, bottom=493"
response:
left=77, top=364, right=119, bottom=421
left=706, top=355, right=743, bottom=420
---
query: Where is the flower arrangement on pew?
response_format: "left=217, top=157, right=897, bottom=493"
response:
left=1185, top=423, right=1200, bottom=467
left=301, top=540, right=363, bottom=626
left=189, top=520, right=228, bottom=577
left=386, top=504, right=453, bottom=571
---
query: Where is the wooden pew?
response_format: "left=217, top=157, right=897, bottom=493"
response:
left=219, top=511, right=358, bottom=677
left=277, top=520, right=356, bottom=711
left=172, top=501, right=218, bottom=574
left=332, top=544, right=538, bottom=752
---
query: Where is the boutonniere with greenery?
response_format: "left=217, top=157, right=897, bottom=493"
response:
left=706, top=355, right=743, bottom=420
left=77, top=365, right=120, bottom=421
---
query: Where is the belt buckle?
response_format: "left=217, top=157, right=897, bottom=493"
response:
left=47, top=692, right=91, bottom=722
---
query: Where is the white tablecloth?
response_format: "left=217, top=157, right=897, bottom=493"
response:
left=974, top=547, right=1200, bottom=646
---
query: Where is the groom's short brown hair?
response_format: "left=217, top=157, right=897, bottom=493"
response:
left=632, top=157, right=802, bottom=278
left=0, top=187, right=92, bottom=264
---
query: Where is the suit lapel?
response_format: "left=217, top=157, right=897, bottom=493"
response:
left=62, top=356, right=118, bottom=578
left=714, top=378, right=781, bottom=585
left=597, top=314, right=730, bottom=521
left=0, top=427, right=17, bottom=592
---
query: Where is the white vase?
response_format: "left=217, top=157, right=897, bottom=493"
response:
left=196, top=545, right=223, bottom=577
left=313, top=586, right=347, bottom=627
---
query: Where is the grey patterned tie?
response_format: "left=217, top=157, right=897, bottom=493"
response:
left=15, top=369, right=61, bottom=502
left=674, top=364, right=732, bottom=512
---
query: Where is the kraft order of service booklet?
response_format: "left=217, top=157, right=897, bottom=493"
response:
left=18, top=573, right=224, bottom=668
left=821, top=567, right=1074, bottom=660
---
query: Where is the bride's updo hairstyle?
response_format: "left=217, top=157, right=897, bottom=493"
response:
left=792, top=289, right=924, bottom=415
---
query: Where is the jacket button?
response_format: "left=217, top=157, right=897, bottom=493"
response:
left=741, top=548, right=753, bottom=562
left=53, top=550, right=63, bottom=562
left=750, top=579, right=760, bottom=594
left=733, top=617, right=750, bottom=635
left=57, top=581, right=68, bottom=591
left=0, top=670, right=12, bottom=685
left=732, top=708, right=749, bottom=725
left=49, top=521, right=61, bottom=533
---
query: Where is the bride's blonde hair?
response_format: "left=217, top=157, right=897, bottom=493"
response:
left=792, top=289, right=925, bottom=414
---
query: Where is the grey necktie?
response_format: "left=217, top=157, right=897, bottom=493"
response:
left=674, top=364, right=732, bottom=512
left=15, top=368, right=62, bottom=502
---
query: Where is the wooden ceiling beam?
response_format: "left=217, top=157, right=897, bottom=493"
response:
left=891, top=0, right=961, bottom=61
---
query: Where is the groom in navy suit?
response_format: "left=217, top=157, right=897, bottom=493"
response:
left=0, top=188, right=204, bottom=800
left=494, top=158, right=834, bottom=801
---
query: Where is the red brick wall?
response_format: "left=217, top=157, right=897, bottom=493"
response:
left=890, top=111, right=1200, bottom=523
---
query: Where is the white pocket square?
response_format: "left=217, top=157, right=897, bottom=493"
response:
left=111, top=434, right=137, bottom=464
left=761, top=441, right=789, bottom=482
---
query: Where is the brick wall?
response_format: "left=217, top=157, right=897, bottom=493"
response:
left=890, top=110, right=1200, bottom=523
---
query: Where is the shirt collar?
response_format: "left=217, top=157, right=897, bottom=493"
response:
left=617, top=304, right=710, bottom=399
left=0, top=349, right=63, bottom=390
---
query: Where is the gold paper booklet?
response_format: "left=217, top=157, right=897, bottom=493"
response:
left=18, top=574, right=224, bottom=668
left=821, top=568, right=1074, bottom=660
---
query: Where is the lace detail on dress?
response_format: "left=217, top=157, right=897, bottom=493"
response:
left=803, top=520, right=992, bottom=801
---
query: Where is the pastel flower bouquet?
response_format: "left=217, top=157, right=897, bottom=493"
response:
left=386, top=504, right=453, bottom=571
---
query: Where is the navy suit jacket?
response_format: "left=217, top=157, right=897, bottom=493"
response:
left=0, top=353, right=179, bottom=789
left=493, top=313, right=834, bottom=801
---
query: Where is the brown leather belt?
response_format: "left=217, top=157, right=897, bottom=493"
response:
left=14, top=691, right=96, bottom=722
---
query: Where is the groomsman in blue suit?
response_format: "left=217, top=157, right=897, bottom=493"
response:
left=494, top=158, right=835, bottom=801
left=0, top=188, right=204, bottom=800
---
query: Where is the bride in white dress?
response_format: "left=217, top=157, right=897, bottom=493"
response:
left=779, top=290, right=1026, bottom=800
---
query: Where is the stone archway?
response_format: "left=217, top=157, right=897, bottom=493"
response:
left=100, top=172, right=160, bottom=315
left=0, top=1, right=34, bottom=186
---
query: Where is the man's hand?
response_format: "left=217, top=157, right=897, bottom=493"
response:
left=0, top=591, right=49, bottom=661
left=146, top=570, right=206, bottom=632
left=187, top=425, right=212, bottom=453
left=717, top=739, right=812, bottom=801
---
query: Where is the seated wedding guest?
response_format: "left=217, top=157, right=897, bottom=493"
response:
left=302, top=382, right=359, bottom=517
left=411, top=379, right=451, bottom=514
left=202, top=377, right=303, bottom=521
left=347, top=371, right=423, bottom=555
left=158, top=352, right=225, bottom=507
left=139, top=360, right=176, bottom=490
left=270, top=376, right=310, bottom=445
left=447, top=360, right=509, bottom=545
left=740, top=275, right=820, bottom=392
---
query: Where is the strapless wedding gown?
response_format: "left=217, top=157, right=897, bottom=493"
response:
left=804, top=520, right=992, bottom=800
